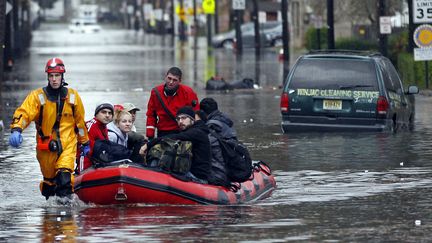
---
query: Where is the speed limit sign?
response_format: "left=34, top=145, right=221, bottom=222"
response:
left=414, top=0, right=432, bottom=23
left=232, top=0, right=245, bottom=10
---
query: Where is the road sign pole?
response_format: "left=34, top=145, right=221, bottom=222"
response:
left=426, top=61, right=429, bottom=88
left=207, top=14, right=212, bottom=47
left=234, top=10, right=242, bottom=54
left=378, top=0, right=388, bottom=57
left=214, top=0, right=219, bottom=34
left=252, top=0, right=260, bottom=55
left=232, top=0, right=245, bottom=54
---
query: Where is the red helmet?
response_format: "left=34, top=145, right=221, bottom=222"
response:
left=45, top=58, right=66, bottom=73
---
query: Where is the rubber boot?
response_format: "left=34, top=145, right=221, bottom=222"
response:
left=54, top=169, right=73, bottom=198
left=40, top=180, right=56, bottom=200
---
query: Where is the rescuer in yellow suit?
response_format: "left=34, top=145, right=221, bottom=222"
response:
left=9, top=57, right=89, bottom=201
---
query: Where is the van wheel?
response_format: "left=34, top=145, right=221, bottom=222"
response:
left=408, top=115, right=415, bottom=131
left=390, top=119, right=398, bottom=133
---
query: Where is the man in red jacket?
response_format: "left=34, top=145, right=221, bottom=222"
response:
left=77, top=102, right=114, bottom=172
left=146, top=67, right=199, bottom=139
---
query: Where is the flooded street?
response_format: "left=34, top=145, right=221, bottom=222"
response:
left=1, top=23, right=432, bottom=242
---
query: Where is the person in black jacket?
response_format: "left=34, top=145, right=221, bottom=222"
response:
left=200, top=97, right=237, bottom=186
left=139, top=106, right=211, bottom=183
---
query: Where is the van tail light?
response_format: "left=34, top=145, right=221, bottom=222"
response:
left=376, top=96, right=389, bottom=115
left=280, top=92, right=289, bottom=112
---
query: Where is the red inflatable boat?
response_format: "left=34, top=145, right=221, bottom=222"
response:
left=74, top=160, right=276, bottom=205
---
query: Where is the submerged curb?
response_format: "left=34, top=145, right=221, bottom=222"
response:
left=419, top=90, right=432, bottom=96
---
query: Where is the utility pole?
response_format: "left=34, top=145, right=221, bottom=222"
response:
left=12, top=0, right=21, bottom=57
left=4, top=1, right=12, bottom=72
left=179, top=0, right=187, bottom=42
left=160, top=0, right=166, bottom=35
left=281, top=0, right=290, bottom=84
left=407, top=0, right=414, bottom=53
left=0, top=0, right=5, bottom=83
left=252, top=0, right=260, bottom=55
left=139, top=0, right=145, bottom=32
left=281, top=0, right=289, bottom=62
left=327, top=0, right=335, bottom=49
left=378, top=0, right=388, bottom=56
left=170, top=0, right=175, bottom=38
left=21, top=1, right=31, bottom=50
left=193, top=0, right=198, bottom=48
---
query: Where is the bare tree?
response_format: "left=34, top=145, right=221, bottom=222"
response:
left=308, top=0, right=404, bottom=24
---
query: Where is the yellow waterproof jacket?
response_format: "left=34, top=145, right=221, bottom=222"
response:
left=10, top=87, right=89, bottom=178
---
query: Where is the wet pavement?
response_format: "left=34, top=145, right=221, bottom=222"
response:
left=0, top=23, right=432, bottom=242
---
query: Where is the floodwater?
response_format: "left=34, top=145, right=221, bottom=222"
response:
left=0, top=23, right=432, bottom=242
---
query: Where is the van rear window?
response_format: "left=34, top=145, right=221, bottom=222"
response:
left=288, top=58, right=378, bottom=90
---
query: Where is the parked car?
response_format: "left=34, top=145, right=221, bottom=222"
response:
left=264, top=24, right=283, bottom=47
left=280, top=50, right=419, bottom=132
left=212, top=21, right=281, bottom=49
left=239, top=22, right=282, bottom=48
left=69, top=19, right=101, bottom=33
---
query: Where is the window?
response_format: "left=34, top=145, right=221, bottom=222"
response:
left=384, top=59, right=404, bottom=94
left=288, top=58, right=379, bottom=90
left=379, top=60, right=398, bottom=93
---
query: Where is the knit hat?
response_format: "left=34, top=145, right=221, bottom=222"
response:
left=94, top=102, right=114, bottom=116
left=176, top=106, right=195, bottom=120
left=200, top=98, right=218, bottom=115
left=195, top=110, right=208, bottom=122
left=122, top=103, right=140, bottom=112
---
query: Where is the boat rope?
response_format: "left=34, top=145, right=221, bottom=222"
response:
left=253, top=161, right=272, bottom=176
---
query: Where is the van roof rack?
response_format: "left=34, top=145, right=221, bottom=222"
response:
left=307, top=49, right=382, bottom=57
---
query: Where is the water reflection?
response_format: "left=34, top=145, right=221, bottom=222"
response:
left=41, top=208, right=78, bottom=243
left=76, top=205, right=293, bottom=242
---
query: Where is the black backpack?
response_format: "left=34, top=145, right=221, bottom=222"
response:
left=211, top=132, right=253, bottom=183
left=91, top=139, right=131, bottom=166
left=205, top=76, right=229, bottom=90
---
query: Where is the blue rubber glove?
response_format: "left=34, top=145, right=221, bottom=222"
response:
left=9, top=131, right=23, bottom=148
left=81, top=143, right=90, bottom=156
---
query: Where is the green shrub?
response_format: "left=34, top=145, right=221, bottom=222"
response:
left=397, top=52, right=432, bottom=89
left=388, top=30, right=408, bottom=64
left=335, top=38, right=378, bottom=50
left=305, top=27, right=328, bottom=50
left=305, top=28, right=378, bottom=51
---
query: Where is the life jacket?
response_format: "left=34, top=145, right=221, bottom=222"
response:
left=35, top=87, right=76, bottom=156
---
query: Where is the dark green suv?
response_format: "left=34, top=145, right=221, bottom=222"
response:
left=280, top=51, right=419, bottom=132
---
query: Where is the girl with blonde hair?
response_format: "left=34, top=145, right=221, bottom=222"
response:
left=107, top=109, right=133, bottom=147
